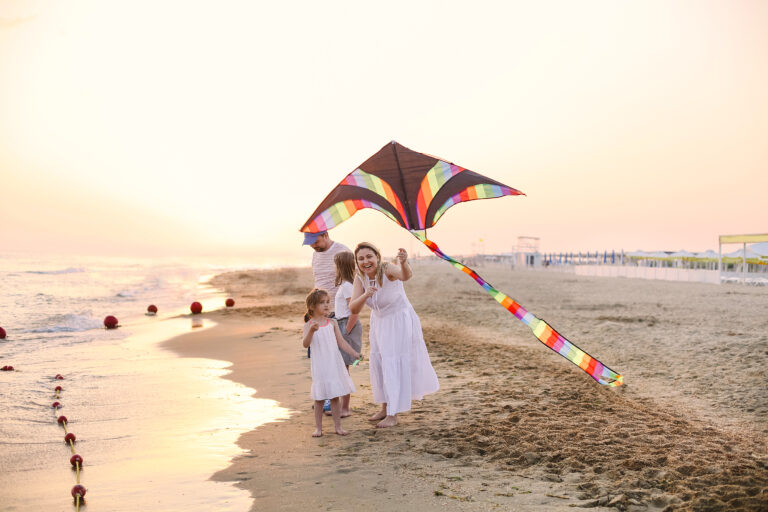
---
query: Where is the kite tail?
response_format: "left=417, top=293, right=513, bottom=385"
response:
left=410, top=231, right=623, bottom=387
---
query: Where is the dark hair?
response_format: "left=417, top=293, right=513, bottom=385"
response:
left=304, top=288, right=329, bottom=322
left=334, top=251, right=356, bottom=287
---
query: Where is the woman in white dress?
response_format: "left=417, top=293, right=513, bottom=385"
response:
left=348, top=242, right=439, bottom=428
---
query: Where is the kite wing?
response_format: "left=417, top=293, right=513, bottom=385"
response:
left=299, top=141, right=623, bottom=386
left=300, top=141, right=524, bottom=233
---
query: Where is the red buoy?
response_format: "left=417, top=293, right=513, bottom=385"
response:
left=71, top=485, right=87, bottom=498
left=1, top=366, right=8, bottom=371
left=225, top=298, right=235, bottom=307
left=52, top=402, right=61, bottom=409
left=104, top=315, right=118, bottom=329
left=57, top=415, right=68, bottom=425
left=70, top=454, right=83, bottom=467
left=65, top=433, right=76, bottom=443
left=147, top=304, right=158, bottom=314
left=0, top=326, right=6, bottom=339
left=5, top=366, right=13, bottom=371
left=55, top=374, right=64, bottom=380
left=190, top=301, right=203, bottom=314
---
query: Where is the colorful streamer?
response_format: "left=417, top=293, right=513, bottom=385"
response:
left=411, top=231, right=623, bottom=386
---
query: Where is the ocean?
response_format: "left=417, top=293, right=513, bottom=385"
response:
left=0, top=254, right=291, bottom=511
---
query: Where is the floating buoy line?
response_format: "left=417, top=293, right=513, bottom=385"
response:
left=51, top=375, right=87, bottom=510
left=1, top=298, right=238, bottom=508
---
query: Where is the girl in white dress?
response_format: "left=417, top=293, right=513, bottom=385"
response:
left=302, top=288, right=362, bottom=437
left=348, top=242, right=439, bottom=428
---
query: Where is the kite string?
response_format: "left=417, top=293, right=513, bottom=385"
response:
left=409, top=231, right=623, bottom=387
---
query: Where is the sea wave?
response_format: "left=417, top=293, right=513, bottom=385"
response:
left=23, top=313, right=103, bottom=333
left=24, top=267, right=85, bottom=275
left=114, top=275, right=167, bottom=299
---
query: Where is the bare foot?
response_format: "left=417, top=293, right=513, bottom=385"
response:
left=312, top=429, right=323, bottom=437
left=324, top=410, right=333, bottom=416
left=335, top=428, right=349, bottom=436
left=368, top=409, right=386, bottom=422
left=376, top=416, right=398, bottom=428
left=340, top=409, right=351, bottom=418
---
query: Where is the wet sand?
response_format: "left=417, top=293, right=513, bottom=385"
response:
left=165, top=264, right=768, bottom=511
left=1, top=317, right=285, bottom=512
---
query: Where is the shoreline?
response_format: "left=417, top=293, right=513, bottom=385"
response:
left=160, top=293, right=589, bottom=511
left=163, top=264, right=767, bottom=511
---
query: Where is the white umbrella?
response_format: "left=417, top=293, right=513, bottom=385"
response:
left=725, top=247, right=761, bottom=259
left=749, top=242, right=768, bottom=258
left=694, top=250, right=719, bottom=259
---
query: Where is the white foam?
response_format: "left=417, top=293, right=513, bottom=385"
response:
left=24, top=267, right=85, bottom=275
left=24, top=313, right=103, bottom=333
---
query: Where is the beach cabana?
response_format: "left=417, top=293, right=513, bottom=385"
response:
left=718, top=233, right=768, bottom=283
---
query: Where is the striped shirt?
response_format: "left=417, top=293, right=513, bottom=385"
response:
left=311, top=241, right=351, bottom=313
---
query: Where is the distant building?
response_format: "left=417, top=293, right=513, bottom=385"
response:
left=514, top=236, right=542, bottom=268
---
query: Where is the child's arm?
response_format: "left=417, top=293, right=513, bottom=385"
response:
left=344, top=297, right=358, bottom=334
left=349, top=275, right=373, bottom=315
left=332, top=320, right=361, bottom=359
left=302, top=320, right=319, bottom=348
left=346, top=313, right=359, bottom=334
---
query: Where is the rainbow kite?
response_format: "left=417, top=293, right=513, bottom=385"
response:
left=301, top=141, right=623, bottom=386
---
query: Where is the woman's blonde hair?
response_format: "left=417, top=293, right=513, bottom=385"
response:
left=354, top=242, right=386, bottom=287
left=304, top=288, right=329, bottom=322
left=334, top=251, right=356, bottom=287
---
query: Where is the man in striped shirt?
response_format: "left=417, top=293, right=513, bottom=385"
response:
left=303, top=231, right=351, bottom=310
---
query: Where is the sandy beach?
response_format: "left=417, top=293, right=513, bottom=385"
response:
left=163, top=263, right=768, bottom=511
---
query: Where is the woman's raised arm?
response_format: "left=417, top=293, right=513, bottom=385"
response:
left=385, top=248, right=412, bottom=282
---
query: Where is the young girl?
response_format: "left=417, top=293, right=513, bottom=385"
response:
left=333, top=251, right=363, bottom=417
left=303, top=288, right=362, bottom=437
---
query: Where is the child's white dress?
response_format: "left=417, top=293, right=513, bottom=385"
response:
left=361, top=273, right=439, bottom=416
left=309, top=319, right=356, bottom=400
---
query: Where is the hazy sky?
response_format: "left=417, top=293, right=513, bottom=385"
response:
left=1, top=0, right=766, bottom=264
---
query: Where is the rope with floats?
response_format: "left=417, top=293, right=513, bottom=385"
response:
left=52, top=374, right=87, bottom=510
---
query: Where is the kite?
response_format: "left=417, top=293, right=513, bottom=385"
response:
left=300, top=141, right=623, bottom=386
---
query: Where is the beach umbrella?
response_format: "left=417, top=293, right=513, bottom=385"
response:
left=694, top=250, right=719, bottom=260
left=725, top=247, right=760, bottom=259
left=750, top=242, right=768, bottom=259
left=670, top=250, right=696, bottom=259
left=724, top=247, right=764, bottom=265
left=300, top=141, right=622, bottom=386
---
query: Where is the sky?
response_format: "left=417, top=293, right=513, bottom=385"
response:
left=1, top=0, right=766, bottom=265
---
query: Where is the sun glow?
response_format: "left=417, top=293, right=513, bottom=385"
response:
left=2, top=0, right=767, bottom=259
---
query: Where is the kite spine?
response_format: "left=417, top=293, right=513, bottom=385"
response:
left=410, top=231, right=623, bottom=387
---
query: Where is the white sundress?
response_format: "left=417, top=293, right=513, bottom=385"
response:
left=361, top=273, right=439, bottom=416
left=309, top=319, right=356, bottom=401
